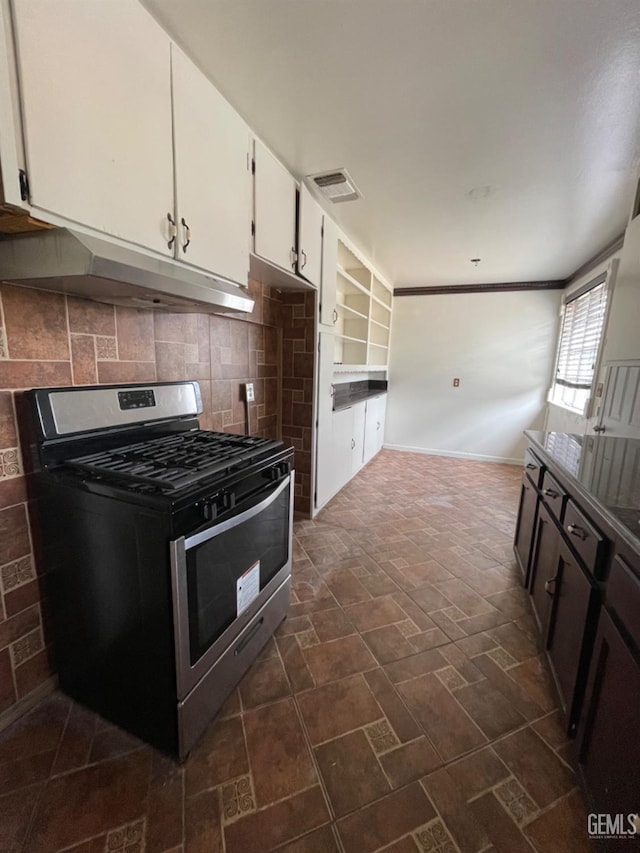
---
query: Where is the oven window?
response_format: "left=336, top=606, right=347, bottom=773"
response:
left=185, top=483, right=290, bottom=666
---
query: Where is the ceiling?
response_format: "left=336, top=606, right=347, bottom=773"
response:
left=143, top=0, right=640, bottom=286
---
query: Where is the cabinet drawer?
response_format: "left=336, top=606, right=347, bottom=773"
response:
left=564, top=500, right=606, bottom=577
left=606, top=552, right=640, bottom=650
left=524, top=449, right=544, bottom=489
left=540, top=471, right=567, bottom=523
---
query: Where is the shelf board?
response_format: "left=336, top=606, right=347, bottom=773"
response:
left=337, top=265, right=371, bottom=295
left=336, top=333, right=367, bottom=344
left=370, top=318, right=390, bottom=330
left=337, top=301, right=368, bottom=320
left=333, top=363, right=388, bottom=373
left=371, top=292, right=392, bottom=309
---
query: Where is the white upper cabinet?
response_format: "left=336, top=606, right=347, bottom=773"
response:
left=171, top=46, right=251, bottom=284
left=253, top=139, right=297, bottom=273
left=319, top=215, right=338, bottom=326
left=12, top=0, right=174, bottom=255
left=297, top=183, right=322, bottom=287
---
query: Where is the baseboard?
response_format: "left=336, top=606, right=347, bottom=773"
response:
left=382, top=443, right=523, bottom=466
left=0, top=676, right=57, bottom=734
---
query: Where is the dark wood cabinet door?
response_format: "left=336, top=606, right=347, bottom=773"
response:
left=528, top=502, right=560, bottom=636
left=547, top=541, right=597, bottom=729
left=514, top=474, right=538, bottom=583
left=578, top=608, right=640, bottom=825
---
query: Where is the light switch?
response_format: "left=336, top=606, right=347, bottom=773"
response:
left=245, top=382, right=255, bottom=402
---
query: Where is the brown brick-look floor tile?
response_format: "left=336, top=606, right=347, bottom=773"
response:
left=3, top=450, right=597, bottom=851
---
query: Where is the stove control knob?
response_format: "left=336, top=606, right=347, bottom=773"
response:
left=203, top=500, right=218, bottom=521
left=220, top=491, right=236, bottom=511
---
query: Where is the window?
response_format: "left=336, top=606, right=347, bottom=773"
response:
left=550, top=273, right=608, bottom=414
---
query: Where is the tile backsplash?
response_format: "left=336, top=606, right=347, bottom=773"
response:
left=0, top=277, right=295, bottom=723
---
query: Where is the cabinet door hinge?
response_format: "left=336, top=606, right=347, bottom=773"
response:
left=18, top=169, right=30, bottom=203
left=251, top=220, right=255, bottom=237
left=251, top=158, right=255, bottom=175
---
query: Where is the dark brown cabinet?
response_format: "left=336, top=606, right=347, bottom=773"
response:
left=514, top=473, right=538, bottom=582
left=577, top=608, right=640, bottom=824
left=546, top=539, right=598, bottom=733
left=528, top=502, right=559, bottom=633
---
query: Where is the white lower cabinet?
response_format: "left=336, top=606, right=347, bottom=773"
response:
left=363, top=394, right=387, bottom=464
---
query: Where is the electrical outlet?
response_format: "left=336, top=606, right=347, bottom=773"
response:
left=453, top=378, right=460, bottom=387
left=245, top=382, right=255, bottom=402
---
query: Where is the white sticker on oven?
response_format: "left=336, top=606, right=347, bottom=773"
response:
left=237, top=560, right=260, bottom=616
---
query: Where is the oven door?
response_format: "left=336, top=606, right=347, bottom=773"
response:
left=170, top=473, right=293, bottom=699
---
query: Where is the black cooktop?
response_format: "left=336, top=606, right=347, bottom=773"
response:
left=66, top=430, right=283, bottom=492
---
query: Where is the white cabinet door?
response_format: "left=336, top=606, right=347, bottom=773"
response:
left=315, top=332, right=338, bottom=509
left=13, top=0, right=174, bottom=255
left=171, top=46, right=251, bottom=284
left=253, top=140, right=297, bottom=273
left=297, top=183, right=322, bottom=286
left=351, top=401, right=366, bottom=475
left=319, top=215, right=338, bottom=327
left=332, top=407, right=355, bottom=496
left=363, top=395, right=387, bottom=464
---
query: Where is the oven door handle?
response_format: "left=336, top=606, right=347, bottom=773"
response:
left=183, top=474, right=291, bottom=551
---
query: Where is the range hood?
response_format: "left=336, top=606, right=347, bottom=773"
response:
left=0, top=228, right=254, bottom=314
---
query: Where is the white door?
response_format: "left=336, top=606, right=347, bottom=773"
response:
left=315, top=332, right=338, bottom=510
left=319, top=216, right=338, bottom=327
left=13, top=0, right=174, bottom=255
left=597, top=362, right=640, bottom=437
left=253, top=140, right=297, bottom=273
left=171, top=46, right=251, bottom=284
left=297, top=183, right=323, bottom=286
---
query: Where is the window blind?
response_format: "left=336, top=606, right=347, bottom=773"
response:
left=555, top=279, right=608, bottom=390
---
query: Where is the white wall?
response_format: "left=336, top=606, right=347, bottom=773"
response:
left=385, top=289, right=561, bottom=463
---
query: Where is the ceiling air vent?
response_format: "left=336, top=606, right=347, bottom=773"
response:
left=306, top=168, right=362, bottom=203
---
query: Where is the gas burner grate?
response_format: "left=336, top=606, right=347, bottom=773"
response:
left=66, top=430, right=282, bottom=492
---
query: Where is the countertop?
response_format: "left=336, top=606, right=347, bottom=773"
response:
left=525, top=431, right=640, bottom=556
left=333, top=379, right=387, bottom=412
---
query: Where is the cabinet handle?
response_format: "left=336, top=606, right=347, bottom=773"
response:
left=525, top=463, right=536, bottom=470
left=543, top=488, right=558, bottom=499
left=329, top=384, right=334, bottom=397
left=376, top=421, right=380, bottom=430
left=567, top=523, right=586, bottom=540
left=300, top=249, right=307, bottom=269
left=181, top=217, right=191, bottom=253
left=351, top=438, right=355, bottom=450
left=332, top=308, right=338, bottom=325
left=290, top=247, right=297, bottom=269
left=167, top=212, right=177, bottom=249
left=593, top=425, right=606, bottom=433
left=544, top=575, right=558, bottom=596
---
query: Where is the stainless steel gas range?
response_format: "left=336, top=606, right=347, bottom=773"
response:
left=23, top=381, right=294, bottom=760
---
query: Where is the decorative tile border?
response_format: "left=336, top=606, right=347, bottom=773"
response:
left=487, top=646, right=518, bottom=671
left=494, top=777, right=538, bottom=825
left=0, top=554, right=35, bottom=593
left=413, top=817, right=459, bottom=852
left=221, top=774, right=255, bottom=825
left=96, top=336, right=118, bottom=360
left=397, top=619, right=421, bottom=637
left=0, top=447, right=22, bottom=480
left=105, top=816, right=146, bottom=852
left=435, top=665, right=467, bottom=691
left=365, top=718, right=400, bottom=755
left=10, top=626, right=44, bottom=667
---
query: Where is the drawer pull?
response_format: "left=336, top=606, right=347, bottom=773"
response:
left=544, top=575, right=558, bottom=596
left=525, top=463, right=536, bottom=470
left=543, top=488, right=558, bottom=499
left=567, top=523, right=586, bottom=540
